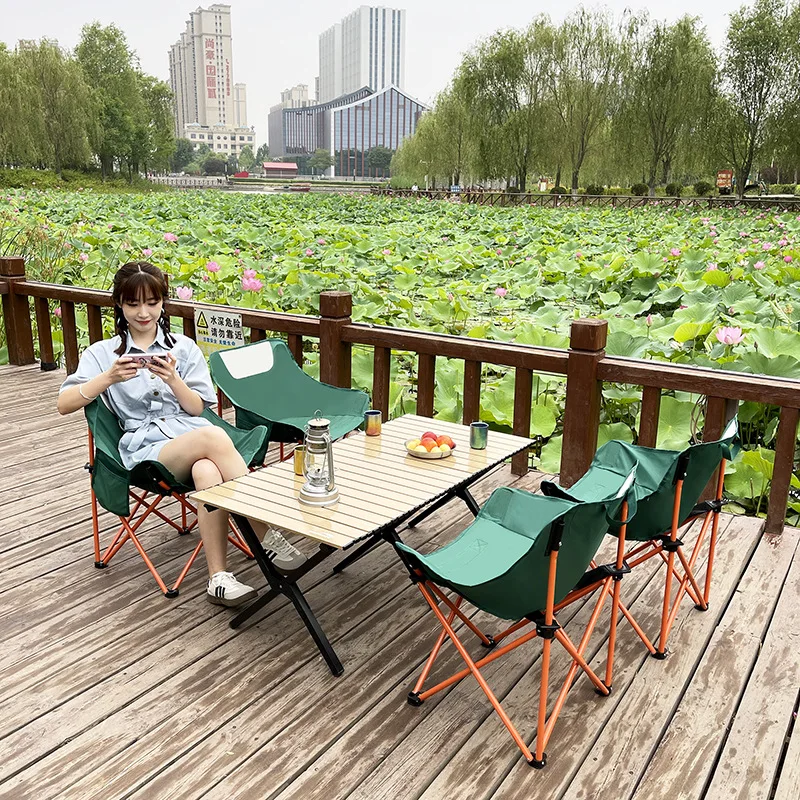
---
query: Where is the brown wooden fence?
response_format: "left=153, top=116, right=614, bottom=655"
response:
left=375, top=188, right=800, bottom=211
left=3, top=254, right=799, bottom=534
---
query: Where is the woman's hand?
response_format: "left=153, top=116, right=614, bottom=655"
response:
left=148, top=353, right=178, bottom=385
left=105, top=356, right=139, bottom=384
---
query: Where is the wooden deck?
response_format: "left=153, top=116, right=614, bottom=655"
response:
left=1, top=362, right=799, bottom=800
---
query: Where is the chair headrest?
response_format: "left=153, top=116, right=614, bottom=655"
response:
left=216, top=340, right=275, bottom=379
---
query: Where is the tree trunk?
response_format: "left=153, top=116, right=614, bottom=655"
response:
left=648, top=164, right=657, bottom=197
left=518, top=168, right=527, bottom=193
left=571, top=169, right=579, bottom=197
left=555, top=165, right=562, bottom=189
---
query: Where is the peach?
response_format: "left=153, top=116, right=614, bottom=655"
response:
left=436, top=434, right=456, bottom=450
left=439, top=443, right=451, bottom=454
left=414, top=445, right=428, bottom=453
left=421, top=431, right=438, bottom=441
left=430, top=445, right=442, bottom=453
left=407, top=438, right=421, bottom=450
left=421, top=438, right=437, bottom=452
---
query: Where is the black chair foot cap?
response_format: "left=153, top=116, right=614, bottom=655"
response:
left=94, top=561, right=108, bottom=569
left=651, top=650, right=668, bottom=660
left=694, top=602, right=709, bottom=611
left=529, top=754, right=547, bottom=769
left=595, top=683, right=612, bottom=696
left=407, top=691, right=424, bottom=707
left=164, top=589, right=179, bottom=598
left=481, top=635, right=497, bottom=649
left=179, top=528, right=191, bottom=536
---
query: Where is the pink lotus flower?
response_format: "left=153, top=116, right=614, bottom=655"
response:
left=763, top=242, right=773, bottom=250
left=305, top=248, right=314, bottom=257
left=201, top=274, right=210, bottom=282
left=241, top=277, right=264, bottom=292
left=54, top=307, right=62, bottom=318
left=447, top=292, right=455, bottom=301
left=496, top=248, right=503, bottom=255
left=738, top=247, right=747, bottom=254
left=234, top=248, right=240, bottom=255
left=716, top=327, right=744, bottom=345
left=740, top=231, right=748, bottom=238
left=706, top=263, right=717, bottom=271
left=646, top=314, right=653, bottom=326
left=754, top=261, right=765, bottom=270
left=382, top=248, right=391, bottom=256
left=108, top=223, right=113, bottom=229
left=317, top=238, right=326, bottom=245
left=785, top=255, right=793, bottom=263
left=142, top=248, right=153, bottom=257
left=670, top=248, right=681, bottom=257
left=163, top=232, right=178, bottom=242
left=242, top=268, right=257, bottom=279
left=277, top=287, right=284, bottom=296
left=494, top=287, right=507, bottom=297
left=662, top=257, right=669, bottom=263
left=176, top=286, right=193, bottom=300
left=575, top=251, right=583, bottom=259
left=205, top=261, right=220, bottom=273
left=79, top=253, right=89, bottom=263
left=712, top=238, right=719, bottom=244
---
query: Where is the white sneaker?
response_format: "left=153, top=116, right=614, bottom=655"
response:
left=206, top=571, right=257, bottom=607
left=262, top=528, right=307, bottom=572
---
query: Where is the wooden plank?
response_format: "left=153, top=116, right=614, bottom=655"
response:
left=631, top=526, right=800, bottom=799
left=462, top=360, right=482, bottom=425
left=33, top=295, right=56, bottom=367
left=638, top=385, right=661, bottom=447
left=372, top=346, right=390, bottom=418
left=703, top=528, right=800, bottom=800
left=511, top=367, right=532, bottom=475
left=87, top=304, right=104, bottom=344
left=773, top=702, right=800, bottom=800
left=61, top=300, right=79, bottom=374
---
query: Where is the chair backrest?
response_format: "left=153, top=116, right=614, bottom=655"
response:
left=209, top=339, right=370, bottom=441
left=557, top=417, right=738, bottom=542
left=398, top=467, right=636, bottom=620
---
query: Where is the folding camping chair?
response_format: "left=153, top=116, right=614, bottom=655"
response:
left=545, top=416, right=738, bottom=659
left=85, top=397, right=270, bottom=597
left=392, top=467, right=636, bottom=767
left=208, top=339, right=369, bottom=460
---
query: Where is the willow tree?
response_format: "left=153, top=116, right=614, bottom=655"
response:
left=717, top=0, right=800, bottom=197
left=617, top=16, right=718, bottom=195
left=548, top=8, right=626, bottom=195
left=460, top=19, right=554, bottom=191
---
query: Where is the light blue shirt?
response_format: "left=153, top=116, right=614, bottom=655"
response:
left=60, top=328, right=216, bottom=470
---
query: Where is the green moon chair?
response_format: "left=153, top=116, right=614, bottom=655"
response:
left=84, top=397, right=270, bottom=597
left=393, top=466, right=637, bottom=768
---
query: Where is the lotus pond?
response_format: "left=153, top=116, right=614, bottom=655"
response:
left=3, top=190, right=800, bottom=520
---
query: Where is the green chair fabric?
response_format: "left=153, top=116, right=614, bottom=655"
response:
left=396, top=467, right=636, bottom=621
left=542, top=417, right=739, bottom=542
left=84, top=398, right=270, bottom=517
left=208, top=339, right=370, bottom=443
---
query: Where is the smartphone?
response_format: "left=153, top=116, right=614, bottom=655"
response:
left=130, top=354, right=161, bottom=368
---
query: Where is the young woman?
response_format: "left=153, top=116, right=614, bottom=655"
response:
left=58, top=261, right=306, bottom=606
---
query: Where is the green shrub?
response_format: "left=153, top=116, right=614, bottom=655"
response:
left=584, top=184, right=605, bottom=196
left=778, top=183, right=799, bottom=194
left=630, top=183, right=648, bottom=196
left=606, top=186, right=626, bottom=195
left=549, top=185, right=567, bottom=194
left=665, top=182, right=683, bottom=197
left=693, top=180, right=714, bottom=196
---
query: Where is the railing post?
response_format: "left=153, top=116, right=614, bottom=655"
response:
left=765, top=406, right=800, bottom=535
left=319, top=291, right=352, bottom=389
left=0, top=256, right=35, bottom=365
left=559, top=319, right=608, bottom=487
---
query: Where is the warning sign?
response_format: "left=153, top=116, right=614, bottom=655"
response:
left=194, top=308, right=244, bottom=359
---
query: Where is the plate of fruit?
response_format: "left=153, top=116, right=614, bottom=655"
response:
left=405, top=430, right=457, bottom=459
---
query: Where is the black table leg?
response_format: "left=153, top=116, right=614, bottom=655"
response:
left=332, top=534, right=383, bottom=574
left=228, top=513, right=343, bottom=676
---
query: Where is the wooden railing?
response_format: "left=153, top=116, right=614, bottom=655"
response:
left=3, top=255, right=799, bottom=534
left=376, top=189, right=800, bottom=211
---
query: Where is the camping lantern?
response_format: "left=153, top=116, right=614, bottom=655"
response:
left=298, top=412, right=339, bottom=507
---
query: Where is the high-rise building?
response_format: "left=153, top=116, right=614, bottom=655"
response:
left=233, top=83, right=248, bottom=127
left=268, top=84, right=315, bottom=156
left=169, top=4, right=238, bottom=137
left=318, top=6, right=406, bottom=103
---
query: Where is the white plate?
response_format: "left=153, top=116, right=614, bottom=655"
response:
left=405, top=439, right=453, bottom=459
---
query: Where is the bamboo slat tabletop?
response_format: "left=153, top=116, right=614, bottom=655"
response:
left=191, top=414, right=533, bottom=550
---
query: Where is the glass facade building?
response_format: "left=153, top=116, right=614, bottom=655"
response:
left=277, top=85, right=427, bottom=178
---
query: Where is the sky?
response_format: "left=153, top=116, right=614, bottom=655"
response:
left=3, top=1, right=746, bottom=148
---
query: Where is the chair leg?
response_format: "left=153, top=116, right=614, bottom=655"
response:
left=415, top=581, right=535, bottom=763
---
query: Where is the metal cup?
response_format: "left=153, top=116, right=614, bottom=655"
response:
left=470, top=421, right=489, bottom=450
left=293, top=445, right=306, bottom=476
left=365, top=409, right=382, bottom=436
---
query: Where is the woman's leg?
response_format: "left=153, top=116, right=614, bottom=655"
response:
left=158, top=427, right=269, bottom=576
